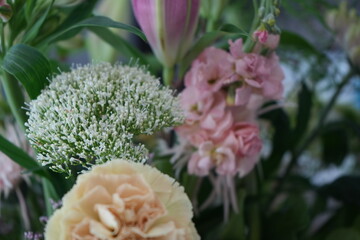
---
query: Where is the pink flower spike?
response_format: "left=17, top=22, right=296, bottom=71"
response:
left=132, top=0, right=200, bottom=67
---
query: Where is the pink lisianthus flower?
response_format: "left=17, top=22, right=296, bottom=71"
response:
left=185, top=47, right=233, bottom=93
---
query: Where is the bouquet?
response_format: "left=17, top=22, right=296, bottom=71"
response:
left=0, top=0, right=359, bottom=239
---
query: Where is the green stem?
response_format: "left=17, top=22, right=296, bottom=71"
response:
left=163, top=66, right=174, bottom=87
left=206, top=19, right=216, bottom=32
left=1, top=72, right=27, bottom=132
left=244, top=0, right=264, bottom=52
left=266, top=69, right=355, bottom=210
left=0, top=22, right=6, bottom=57
left=246, top=171, right=261, bottom=240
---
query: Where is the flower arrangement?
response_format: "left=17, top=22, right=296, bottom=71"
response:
left=0, top=0, right=359, bottom=240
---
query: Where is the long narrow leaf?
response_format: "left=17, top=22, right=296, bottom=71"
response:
left=22, top=0, right=54, bottom=44
left=42, top=178, right=59, bottom=216
left=2, top=44, right=52, bottom=99
left=42, top=16, right=146, bottom=46
left=89, top=27, right=148, bottom=66
left=0, top=134, right=47, bottom=178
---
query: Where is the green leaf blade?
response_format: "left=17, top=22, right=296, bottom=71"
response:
left=42, top=16, right=146, bottom=46
left=0, top=133, right=47, bottom=178
left=2, top=44, right=52, bottom=99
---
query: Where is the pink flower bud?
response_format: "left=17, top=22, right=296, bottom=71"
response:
left=0, top=0, right=12, bottom=22
left=132, top=0, right=200, bottom=67
left=253, top=30, right=269, bottom=44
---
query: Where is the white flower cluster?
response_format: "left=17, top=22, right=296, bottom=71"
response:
left=25, top=63, right=184, bottom=175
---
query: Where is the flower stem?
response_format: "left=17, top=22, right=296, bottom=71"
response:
left=1, top=71, right=27, bottom=132
left=206, top=19, right=216, bottom=32
left=0, top=22, right=6, bottom=57
left=163, top=66, right=174, bottom=87
left=266, top=69, right=355, bottom=210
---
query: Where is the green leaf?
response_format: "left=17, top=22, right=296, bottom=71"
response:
left=291, top=82, right=313, bottom=147
left=22, top=0, right=54, bottom=44
left=280, top=31, right=323, bottom=56
left=88, top=27, right=148, bottom=66
left=179, top=31, right=223, bottom=78
left=327, top=228, right=360, bottom=240
left=2, top=44, right=52, bottom=99
left=36, top=0, right=97, bottom=45
left=0, top=133, right=48, bottom=178
left=321, top=122, right=349, bottom=165
left=42, top=16, right=146, bottom=46
left=42, top=178, right=59, bottom=216
left=220, top=23, right=248, bottom=36
left=320, top=176, right=360, bottom=206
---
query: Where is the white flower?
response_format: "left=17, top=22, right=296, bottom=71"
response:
left=26, top=63, right=184, bottom=175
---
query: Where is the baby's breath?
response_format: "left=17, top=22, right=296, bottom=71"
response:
left=26, top=63, right=183, bottom=175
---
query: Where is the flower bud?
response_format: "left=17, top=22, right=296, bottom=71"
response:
left=0, top=0, right=12, bottom=22
left=132, top=0, right=200, bottom=67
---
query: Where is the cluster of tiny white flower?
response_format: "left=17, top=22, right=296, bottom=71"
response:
left=25, top=63, right=184, bottom=175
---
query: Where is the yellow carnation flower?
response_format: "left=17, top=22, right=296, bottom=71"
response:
left=45, top=159, right=200, bottom=240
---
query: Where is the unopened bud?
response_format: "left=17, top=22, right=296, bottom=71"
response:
left=275, top=8, right=280, bottom=17
left=258, top=6, right=265, bottom=18
left=0, top=1, right=12, bottom=22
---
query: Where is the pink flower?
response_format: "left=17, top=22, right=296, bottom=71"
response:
left=229, top=39, right=245, bottom=59
left=0, top=0, right=12, bottom=22
left=259, top=53, right=284, bottom=99
left=188, top=140, right=237, bottom=176
left=231, top=123, right=262, bottom=177
left=253, top=30, right=269, bottom=44
left=176, top=91, right=233, bottom=146
left=232, top=52, right=284, bottom=105
left=132, top=0, right=200, bottom=67
left=180, top=87, right=214, bottom=123
left=184, top=47, right=233, bottom=93
left=264, top=34, right=280, bottom=49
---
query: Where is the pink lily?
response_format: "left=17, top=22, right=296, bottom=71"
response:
left=132, top=0, right=200, bottom=67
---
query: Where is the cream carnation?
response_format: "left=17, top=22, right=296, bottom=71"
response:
left=45, top=159, right=200, bottom=240
left=25, top=63, right=184, bottom=175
